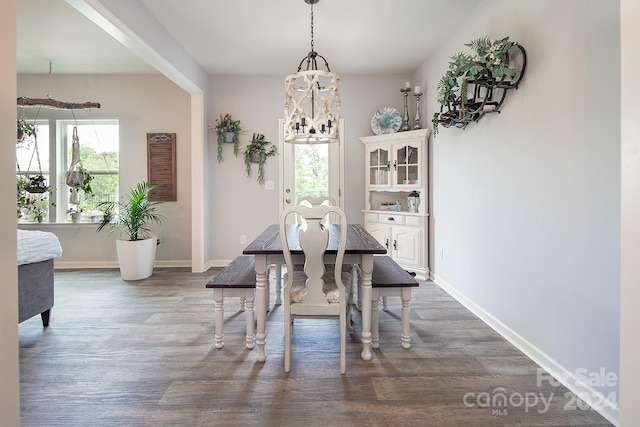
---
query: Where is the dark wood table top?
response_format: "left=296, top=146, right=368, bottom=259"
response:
left=243, top=224, right=387, bottom=256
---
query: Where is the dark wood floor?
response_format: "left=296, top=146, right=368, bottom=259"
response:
left=19, top=268, right=612, bottom=426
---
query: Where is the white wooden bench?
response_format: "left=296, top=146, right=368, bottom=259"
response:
left=205, top=256, right=257, bottom=349
left=358, top=256, right=419, bottom=349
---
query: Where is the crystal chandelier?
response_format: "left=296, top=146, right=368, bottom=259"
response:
left=284, top=0, right=341, bottom=144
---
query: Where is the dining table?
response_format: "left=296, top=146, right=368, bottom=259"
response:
left=243, top=223, right=387, bottom=363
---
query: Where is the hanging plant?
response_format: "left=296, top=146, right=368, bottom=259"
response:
left=26, top=174, right=49, bottom=193
left=17, top=178, right=55, bottom=221
left=242, top=133, right=277, bottom=185
left=17, top=118, right=36, bottom=143
left=66, top=166, right=95, bottom=219
left=210, top=114, right=244, bottom=162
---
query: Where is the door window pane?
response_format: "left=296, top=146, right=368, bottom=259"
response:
left=295, top=144, right=329, bottom=199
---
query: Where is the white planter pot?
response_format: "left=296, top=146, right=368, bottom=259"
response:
left=116, top=237, right=157, bottom=280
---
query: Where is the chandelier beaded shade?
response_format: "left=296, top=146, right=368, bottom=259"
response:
left=284, top=0, right=341, bottom=144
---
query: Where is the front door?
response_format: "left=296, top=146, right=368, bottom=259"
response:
left=279, top=119, right=344, bottom=216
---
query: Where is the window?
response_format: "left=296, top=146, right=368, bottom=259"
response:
left=16, top=119, right=119, bottom=223
left=16, top=121, right=51, bottom=222
left=59, top=120, right=119, bottom=222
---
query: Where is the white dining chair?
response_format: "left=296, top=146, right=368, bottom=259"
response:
left=274, top=196, right=338, bottom=306
left=280, top=205, right=351, bottom=374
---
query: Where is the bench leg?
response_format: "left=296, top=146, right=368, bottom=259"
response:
left=245, top=290, right=255, bottom=349
left=401, top=288, right=412, bottom=349
left=213, top=289, right=224, bottom=349
left=371, top=294, right=380, bottom=349
left=382, top=296, right=388, bottom=311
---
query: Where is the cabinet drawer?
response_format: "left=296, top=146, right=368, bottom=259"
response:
left=364, top=212, right=379, bottom=223
left=405, top=215, right=422, bottom=227
left=379, top=214, right=405, bottom=224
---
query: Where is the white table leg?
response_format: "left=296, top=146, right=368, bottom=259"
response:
left=254, top=256, right=268, bottom=362
left=213, top=288, right=224, bottom=349
left=401, top=287, right=412, bottom=349
left=360, top=255, right=373, bottom=361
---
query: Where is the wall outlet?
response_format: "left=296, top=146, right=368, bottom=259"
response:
left=240, top=235, right=247, bottom=244
left=439, top=247, right=444, bottom=260
left=157, top=237, right=162, bottom=246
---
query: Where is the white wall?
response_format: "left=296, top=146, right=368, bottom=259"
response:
left=416, top=0, right=620, bottom=422
left=0, top=0, right=20, bottom=423
left=17, top=74, right=193, bottom=267
left=207, top=73, right=410, bottom=263
left=620, top=0, right=640, bottom=424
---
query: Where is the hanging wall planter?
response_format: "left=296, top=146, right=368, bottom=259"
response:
left=243, top=133, right=277, bottom=185
left=210, top=114, right=244, bottom=162
left=432, top=36, right=527, bottom=137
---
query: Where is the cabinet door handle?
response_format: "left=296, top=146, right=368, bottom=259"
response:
left=386, top=161, right=390, bottom=171
left=387, top=217, right=395, bottom=221
left=393, top=160, right=397, bottom=171
left=385, top=238, right=389, bottom=249
left=393, top=240, right=397, bottom=250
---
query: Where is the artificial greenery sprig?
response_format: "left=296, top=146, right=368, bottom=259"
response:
left=242, top=133, right=277, bottom=185
left=210, top=114, right=243, bottom=162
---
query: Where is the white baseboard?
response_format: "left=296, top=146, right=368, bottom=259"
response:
left=54, top=259, right=234, bottom=272
left=433, top=274, right=619, bottom=426
left=54, top=260, right=192, bottom=270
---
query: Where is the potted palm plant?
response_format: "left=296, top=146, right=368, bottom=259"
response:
left=242, top=133, right=277, bottom=185
left=210, top=113, right=243, bottom=162
left=96, top=182, right=165, bottom=280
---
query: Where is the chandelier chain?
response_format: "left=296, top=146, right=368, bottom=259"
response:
left=310, top=3, right=314, bottom=52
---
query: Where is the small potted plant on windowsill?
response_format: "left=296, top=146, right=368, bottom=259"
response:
left=242, top=133, right=277, bottom=185
left=96, top=182, right=165, bottom=280
left=210, top=113, right=244, bottom=162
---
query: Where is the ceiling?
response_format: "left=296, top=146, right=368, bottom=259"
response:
left=17, top=0, right=482, bottom=76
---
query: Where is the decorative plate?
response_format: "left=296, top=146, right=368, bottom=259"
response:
left=371, top=107, right=402, bottom=135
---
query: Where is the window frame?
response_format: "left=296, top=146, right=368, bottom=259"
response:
left=55, top=119, right=120, bottom=223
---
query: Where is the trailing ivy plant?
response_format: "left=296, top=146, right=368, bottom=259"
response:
left=242, top=133, right=277, bottom=185
left=210, top=114, right=244, bottom=162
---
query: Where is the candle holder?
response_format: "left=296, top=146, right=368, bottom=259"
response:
left=399, top=87, right=412, bottom=132
left=413, top=90, right=423, bottom=129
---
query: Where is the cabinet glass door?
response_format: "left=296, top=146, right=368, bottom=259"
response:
left=395, top=144, right=419, bottom=186
left=368, top=147, right=389, bottom=186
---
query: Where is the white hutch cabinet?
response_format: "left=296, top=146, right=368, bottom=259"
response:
left=360, top=128, right=430, bottom=280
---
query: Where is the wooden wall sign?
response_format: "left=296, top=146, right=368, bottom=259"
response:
left=147, top=133, right=177, bottom=201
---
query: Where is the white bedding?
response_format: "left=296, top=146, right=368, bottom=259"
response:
left=17, top=229, right=63, bottom=265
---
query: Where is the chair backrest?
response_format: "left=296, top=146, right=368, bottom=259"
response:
left=279, top=205, right=348, bottom=306
left=296, top=196, right=337, bottom=208
left=295, top=196, right=337, bottom=225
